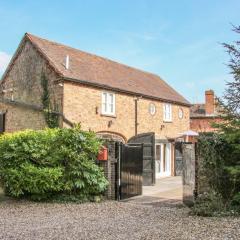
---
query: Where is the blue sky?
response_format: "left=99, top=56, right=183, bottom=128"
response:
left=0, top=0, right=239, bottom=103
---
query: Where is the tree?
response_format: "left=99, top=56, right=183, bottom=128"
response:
left=222, top=25, right=240, bottom=116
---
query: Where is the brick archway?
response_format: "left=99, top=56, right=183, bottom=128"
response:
left=96, top=131, right=127, bottom=143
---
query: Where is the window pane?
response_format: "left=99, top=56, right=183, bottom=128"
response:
left=104, top=103, right=107, bottom=112
left=109, top=94, right=113, bottom=104
left=102, top=93, right=107, bottom=113
left=169, top=105, right=172, bottom=120
left=108, top=94, right=114, bottom=113
left=102, top=92, right=115, bottom=114
left=156, top=145, right=161, bottom=160
left=109, top=103, right=113, bottom=113
left=167, top=106, right=170, bottom=119
left=163, top=144, right=166, bottom=171
left=164, top=104, right=172, bottom=121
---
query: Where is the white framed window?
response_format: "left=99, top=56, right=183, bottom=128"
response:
left=101, top=92, right=115, bottom=115
left=163, top=103, right=172, bottom=122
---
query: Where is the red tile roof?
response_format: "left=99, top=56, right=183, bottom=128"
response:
left=190, top=104, right=206, bottom=117
left=4, top=33, right=191, bottom=106
left=190, top=102, right=223, bottom=118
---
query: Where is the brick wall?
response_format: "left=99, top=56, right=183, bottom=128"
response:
left=205, top=90, right=215, bottom=115
left=190, top=117, right=222, bottom=133
left=63, top=82, right=190, bottom=141
left=98, top=141, right=117, bottom=199
left=0, top=39, right=190, bottom=140
left=0, top=39, right=63, bottom=132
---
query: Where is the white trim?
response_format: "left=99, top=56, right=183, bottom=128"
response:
left=155, top=143, right=172, bottom=178
left=149, top=103, right=156, bottom=115
left=101, top=91, right=115, bottom=116
left=163, top=103, right=172, bottom=122
left=178, top=107, right=183, bottom=119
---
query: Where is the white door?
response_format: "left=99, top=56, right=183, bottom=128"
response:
left=155, top=144, right=162, bottom=178
left=155, top=143, right=172, bottom=178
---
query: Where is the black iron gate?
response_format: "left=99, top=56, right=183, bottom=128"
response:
left=128, top=133, right=155, bottom=186
left=119, top=143, right=143, bottom=200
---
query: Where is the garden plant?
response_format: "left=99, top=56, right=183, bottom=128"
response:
left=0, top=126, right=108, bottom=202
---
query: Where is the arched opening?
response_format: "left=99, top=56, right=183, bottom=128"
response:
left=96, top=131, right=127, bottom=143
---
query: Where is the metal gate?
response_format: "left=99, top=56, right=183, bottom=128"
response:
left=119, top=143, right=143, bottom=200
left=128, top=133, right=155, bottom=186
left=175, top=142, right=183, bottom=176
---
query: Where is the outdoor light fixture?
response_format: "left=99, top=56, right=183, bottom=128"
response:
left=108, top=120, right=113, bottom=128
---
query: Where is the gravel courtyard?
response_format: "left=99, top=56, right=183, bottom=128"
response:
left=0, top=199, right=239, bottom=240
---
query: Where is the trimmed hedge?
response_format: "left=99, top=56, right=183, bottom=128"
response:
left=0, top=126, right=108, bottom=202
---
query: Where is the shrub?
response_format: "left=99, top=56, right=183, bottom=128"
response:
left=191, top=192, right=225, bottom=217
left=193, top=133, right=240, bottom=216
left=0, top=126, right=108, bottom=202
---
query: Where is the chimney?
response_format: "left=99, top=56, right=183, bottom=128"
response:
left=65, top=55, right=69, bottom=70
left=205, top=90, right=215, bottom=115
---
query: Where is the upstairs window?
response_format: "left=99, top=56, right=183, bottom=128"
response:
left=102, top=92, right=115, bottom=115
left=163, top=103, right=172, bottom=122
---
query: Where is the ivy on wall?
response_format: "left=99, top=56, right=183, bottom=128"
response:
left=40, top=73, right=59, bottom=128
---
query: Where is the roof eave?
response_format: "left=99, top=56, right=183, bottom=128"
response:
left=62, top=76, right=191, bottom=107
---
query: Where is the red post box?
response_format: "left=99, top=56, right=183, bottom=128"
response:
left=97, top=146, right=108, bottom=161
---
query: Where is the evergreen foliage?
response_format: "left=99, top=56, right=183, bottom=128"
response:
left=192, top=26, right=240, bottom=216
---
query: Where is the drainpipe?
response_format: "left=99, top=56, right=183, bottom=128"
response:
left=134, top=96, right=142, bottom=136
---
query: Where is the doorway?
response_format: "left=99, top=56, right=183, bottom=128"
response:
left=155, top=143, right=171, bottom=178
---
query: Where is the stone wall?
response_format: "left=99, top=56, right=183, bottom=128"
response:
left=0, top=39, right=63, bottom=132
left=63, top=82, right=190, bottom=141
left=182, top=143, right=196, bottom=206
left=182, top=142, right=210, bottom=206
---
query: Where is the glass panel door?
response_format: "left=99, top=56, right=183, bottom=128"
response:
left=155, top=144, right=161, bottom=178
left=155, top=143, right=172, bottom=178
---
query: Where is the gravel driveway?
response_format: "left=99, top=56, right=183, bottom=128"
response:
left=0, top=199, right=239, bottom=240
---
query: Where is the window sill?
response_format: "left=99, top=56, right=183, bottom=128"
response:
left=100, top=113, right=117, bottom=118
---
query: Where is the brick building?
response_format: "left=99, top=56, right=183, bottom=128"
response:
left=190, top=90, right=223, bottom=132
left=0, top=33, right=190, bottom=179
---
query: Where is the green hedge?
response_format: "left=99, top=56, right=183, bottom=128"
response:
left=191, top=133, right=240, bottom=216
left=0, top=127, right=108, bottom=202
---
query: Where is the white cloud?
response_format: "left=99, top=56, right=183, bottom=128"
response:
left=0, top=51, right=11, bottom=74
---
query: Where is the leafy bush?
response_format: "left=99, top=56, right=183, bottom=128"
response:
left=193, top=133, right=240, bottom=216
left=0, top=126, right=108, bottom=202
left=191, top=192, right=225, bottom=217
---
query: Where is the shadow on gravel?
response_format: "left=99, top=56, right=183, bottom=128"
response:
left=0, top=188, right=12, bottom=202
left=121, top=196, right=184, bottom=208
